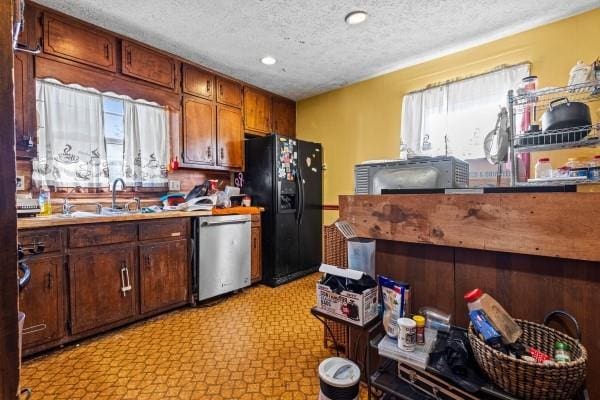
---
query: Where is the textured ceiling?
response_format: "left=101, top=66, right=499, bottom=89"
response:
left=33, top=0, right=599, bottom=100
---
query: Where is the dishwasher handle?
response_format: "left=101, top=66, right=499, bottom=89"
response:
left=201, top=218, right=249, bottom=227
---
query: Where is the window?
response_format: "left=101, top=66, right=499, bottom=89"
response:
left=33, top=79, right=169, bottom=190
left=103, top=97, right=125, bottom=183
left=400, top=64, right=530, bottom=161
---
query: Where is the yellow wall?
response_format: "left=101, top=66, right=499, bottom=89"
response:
left=297, top=9, right=600, bottom=224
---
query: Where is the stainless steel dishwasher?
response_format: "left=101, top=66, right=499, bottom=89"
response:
left=194, top=214, right=251, bottom=301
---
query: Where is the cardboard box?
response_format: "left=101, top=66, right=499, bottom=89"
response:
left=315, top=264, right=378, bottom=326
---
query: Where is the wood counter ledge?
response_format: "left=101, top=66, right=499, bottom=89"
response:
left=18, top=207, right=263, bottom=230
left=339, top=193, right=600, bottom=262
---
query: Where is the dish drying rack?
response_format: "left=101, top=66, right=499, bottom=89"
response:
left=507, top=80, right=600, bottom=185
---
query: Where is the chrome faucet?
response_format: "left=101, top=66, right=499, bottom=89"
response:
left=63, top=186, right=80, bottom=215
left=111, top=178, right=126, bottom=209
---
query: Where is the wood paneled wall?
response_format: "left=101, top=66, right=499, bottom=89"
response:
left=1, top=0, right=19, bottom=397
left=375, top=240, right=600, bottom=398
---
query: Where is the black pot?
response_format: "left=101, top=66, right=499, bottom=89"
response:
left=541, top=98, right=591, bottom=141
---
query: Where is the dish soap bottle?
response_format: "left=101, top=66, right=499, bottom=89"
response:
left=38, top=190, right=52, bottom=216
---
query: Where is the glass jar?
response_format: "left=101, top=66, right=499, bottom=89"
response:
left=534, top=158, right=552, bottom=179
left=554, top=342, right=571, bottom=363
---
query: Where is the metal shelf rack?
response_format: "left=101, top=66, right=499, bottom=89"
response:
left=508, top=80, right=600, bottom=185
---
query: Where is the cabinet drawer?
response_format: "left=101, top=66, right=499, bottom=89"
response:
left=139, top=219, right=187, bottom=241
left=121, top=40, right=176, bottom=89
left=68, top=223, right=137, bottom=248
left=19, top=229, right=63, bottom=253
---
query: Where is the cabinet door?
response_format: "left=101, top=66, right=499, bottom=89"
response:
left=43, top=13, right=117, bottom=72
left=69, top=246, right=136, bottom=335
left=183, top=64, right=214, bottom=100
left=243, top=87, right=272, bottom=135
left=121, top=40, right=176, bottom=89
left=14, top=51, right=36, bottom=157
left=217, top=104, right=243, bottom=169
left=140, top=239, right=188, bottom=314
left=216, top=77, right=242, bottom=108
left=272, top=97, right=296, bottom=138
left=182, top=96, right=216, bottom=166
left=19, top=255, right=64, bottom=348
left=251, top=226, right=262, bottom=283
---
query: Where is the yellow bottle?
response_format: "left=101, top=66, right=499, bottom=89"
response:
left=38, top=190, right=52, bottom=216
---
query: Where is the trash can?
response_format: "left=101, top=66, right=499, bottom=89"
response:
left=318, top=357, right=360, bottom=400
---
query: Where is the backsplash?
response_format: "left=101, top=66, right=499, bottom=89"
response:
left=17, top=159, right=232, bottom=212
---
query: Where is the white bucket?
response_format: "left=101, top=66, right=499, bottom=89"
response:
left=318, top=357, right=360, bottom=400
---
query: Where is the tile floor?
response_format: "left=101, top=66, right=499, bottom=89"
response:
left=21, top=273, right=363, bottom=399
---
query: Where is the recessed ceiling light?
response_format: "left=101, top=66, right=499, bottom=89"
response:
left=345, top=10, right=368, bottom=25
left=260, top=56, right=277, bottom=65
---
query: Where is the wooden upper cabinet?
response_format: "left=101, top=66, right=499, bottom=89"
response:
left=244, top=87, right=272, bottom=135
left=272, top=97, right=296, bottom=138
left=121, top=40, right=176, bottom=89
left=14, top=51, right=36, bottom=157
left=182, top=64, right=214, bottom=99
left=43, top=13, right=117, bottom=72
left=217, top=104, right=243, bottom=169
left=182, top=96, right=216, bottom=166
left=216, top=77, right=242, bottom=108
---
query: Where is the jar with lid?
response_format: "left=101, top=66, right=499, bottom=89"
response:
left=554, top=341, right=572, bottom=363
left=588, top=155, right=600, bottom=181
left=566, top=157, right=589, bottom=178
left=534, top=158, right=552, bottom=179
left=412, top=315, right=426, bottom=346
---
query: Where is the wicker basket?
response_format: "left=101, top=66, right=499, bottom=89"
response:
left=468, top=319, right=587, bottom=400
left=322, top=222, right=348, bottom=353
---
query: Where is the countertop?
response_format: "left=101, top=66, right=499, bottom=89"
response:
left=18, top=207, right=263, bottom=230
left=339, top=192, right=600, bottom=262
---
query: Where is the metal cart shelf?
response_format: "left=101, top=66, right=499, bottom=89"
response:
left=508, top=79, right=600, bottom=185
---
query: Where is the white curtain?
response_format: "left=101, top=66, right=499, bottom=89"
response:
left=34, top=79, right=109, bottom=188
left=123, top=101, right=169, bottom=188
left=400, top=64, right=530, bottom=160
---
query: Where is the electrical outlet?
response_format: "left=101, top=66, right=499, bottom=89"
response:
left=168, top=180, right=181, bottom=191
left=16, top=175, right=25, bottom=190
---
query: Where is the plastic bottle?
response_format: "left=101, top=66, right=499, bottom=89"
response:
left=412, top=315, right=426, bottom=345
left=534, top=158, right=552, bottom=179
left=38, top=190, right=52, bottom=216
left=464, top=288, right=522, bottom=344
left=588, top=155, right=600, bottom=181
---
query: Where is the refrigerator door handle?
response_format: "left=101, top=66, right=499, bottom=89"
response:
left=297, top=166, right=305, bottom=224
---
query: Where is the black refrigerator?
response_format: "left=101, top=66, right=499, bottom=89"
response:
left=244, top=134, right=322, bottom=287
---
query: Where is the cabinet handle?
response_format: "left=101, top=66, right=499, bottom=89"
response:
left=220, top=147, right=225, bottom=160
left=206, top=80, right=211, bottom=92
left=207, top=146, right=212, bottom=160
left=145, top=255, right=150, bottom=267
left=219, top=84, right=223, bottom=97
left=104, top=44, right=109, bottom=59
left=120, top=263, right=132, bottom=296
left=126, top=49, right=132, bottom=65
left=46, top=272, right=52, bottom=290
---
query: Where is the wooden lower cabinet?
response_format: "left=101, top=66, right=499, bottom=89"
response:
left=68, top=245, right=137, bottom=335
left=251, top=217, right=262, bottom=283
left=140, top=239, right=188, bottom=314
left=19, top=255, right=64, bottom=348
